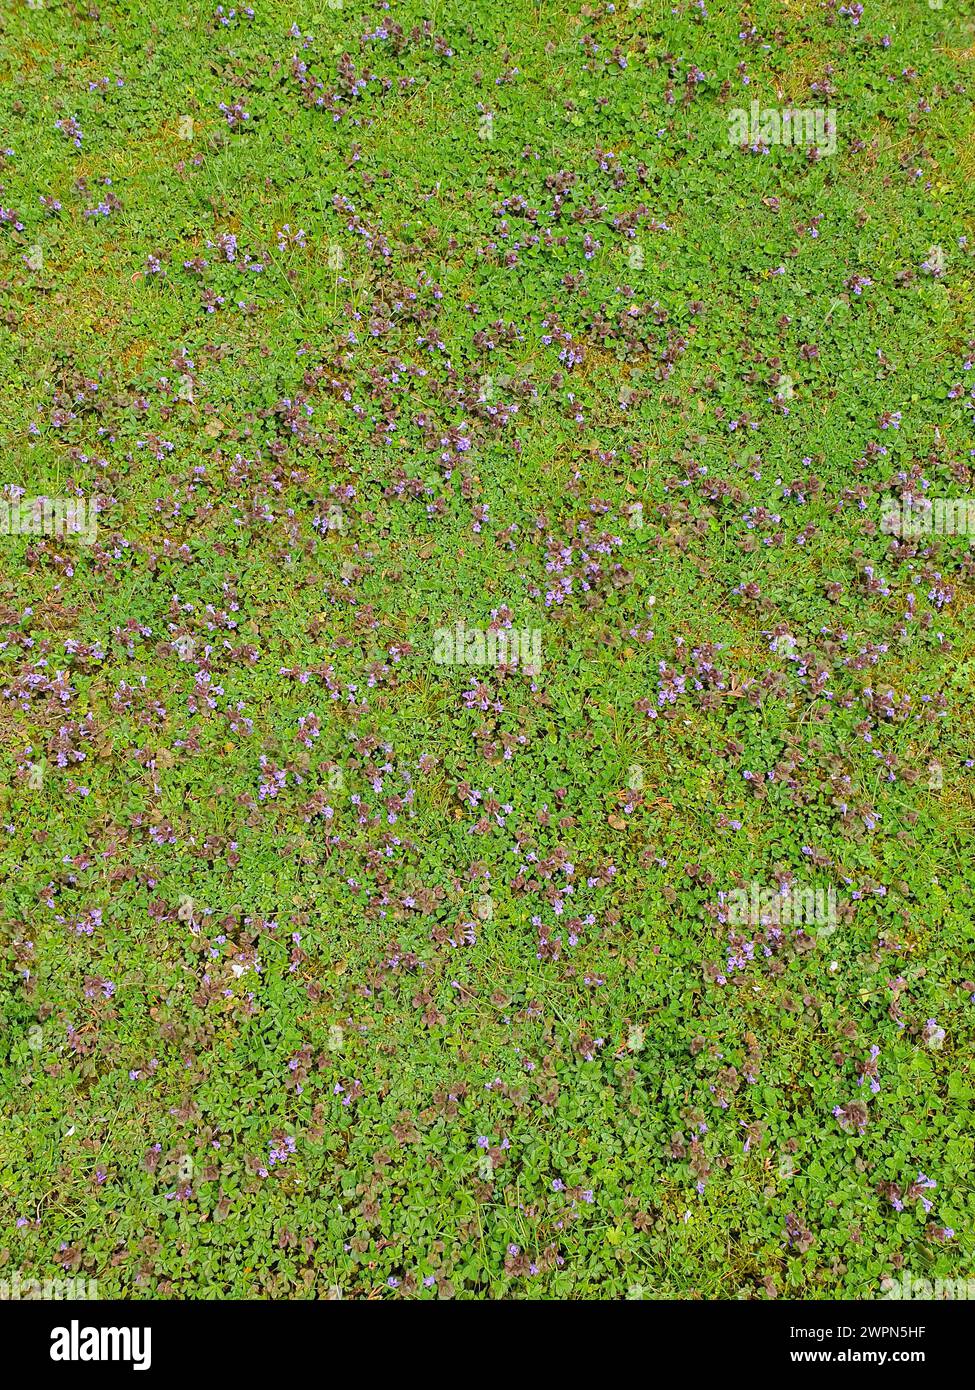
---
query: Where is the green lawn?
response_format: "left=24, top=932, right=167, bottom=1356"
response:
left=1, top=0, right=974, bottom=1299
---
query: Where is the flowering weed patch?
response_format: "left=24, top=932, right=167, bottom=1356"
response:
left=0, top=0, right=974, bottom=1300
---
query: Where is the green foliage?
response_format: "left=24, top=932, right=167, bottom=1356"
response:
left=0, top=0, right=973, bottom=1300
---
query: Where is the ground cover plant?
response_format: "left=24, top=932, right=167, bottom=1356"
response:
left=1, top=0, right=974, bottom=1301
